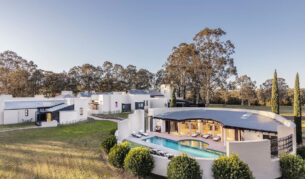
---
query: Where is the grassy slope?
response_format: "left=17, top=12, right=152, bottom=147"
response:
left=0, top=120, right=133, bottom=179
left=0, top=122, right=36, bottom=131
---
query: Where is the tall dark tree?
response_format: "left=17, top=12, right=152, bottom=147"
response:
left=170, top=88, right=177, bottom=107
left=294, top=73, right=302, bottom=145
left=271, top=70, right=280, bottom=114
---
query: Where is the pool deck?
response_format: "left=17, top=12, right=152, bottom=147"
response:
left=125, top=131, right=226, bottom=158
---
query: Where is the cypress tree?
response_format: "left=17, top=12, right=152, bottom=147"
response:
left=271, top=70, right=280, bottom=114
left=170, top=88, right=177, bottom=107
left=294, top=73, right=302, bottom=145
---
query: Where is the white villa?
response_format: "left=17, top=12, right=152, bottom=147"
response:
left=117, top=107, right=296, bottom=179
left=0, top=91, right=88, bottom=126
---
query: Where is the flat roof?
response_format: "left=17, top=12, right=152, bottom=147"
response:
left=154, top=109, right=282, bottom=133
left=128, top=89, right=164, bottom=97
left=4, top=100, right=65, bottom=110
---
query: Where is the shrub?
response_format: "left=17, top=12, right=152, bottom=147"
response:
left=101, top=135, right=117, bottom=154
left=167, top=154, right=202, bottom=179
left=109, top=127, right=117, bottom=135
left=108, top=142, right=130, bottom=168
left=297, top=146, right=305, bottom=159
left=212, top=154, right=254, bottom=179
left=280, top=154, right=305, bottom=179
left=124, top=147, right=154, bottom=177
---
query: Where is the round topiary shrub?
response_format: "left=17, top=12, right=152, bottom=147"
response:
left=109, top=127, right=117, bottom=135
left=108, top=142, right=130, bottom=168
left=297, top=146, right=305, bottom=160
left=124, top=147, right=154, bottom=177
left=212, top=154, right=254, bottom=179
left=167, top=154, right=202, bottom=179
left=280, top=154, right=305, bottom=179
left=101, top=135, right=117, bottom=154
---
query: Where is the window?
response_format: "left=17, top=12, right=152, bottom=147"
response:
left=115, top=101, right=118, bottom=108
left=145, top=100, right=148, bottom=106
left=80, top=108, right=83, bottom=115
left=25, top=109, right=29, bottom=116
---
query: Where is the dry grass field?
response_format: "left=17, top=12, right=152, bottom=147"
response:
left=0, top=120, right=134, bottom=179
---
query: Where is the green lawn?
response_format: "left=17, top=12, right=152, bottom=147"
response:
left=0, top=122, right=36, bottom=131
left=0, top=119, right=134, bottom=179
left=93, top=112, right=130, bottom=120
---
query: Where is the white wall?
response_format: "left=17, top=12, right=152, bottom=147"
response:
left=3, top=109, right=36, bottom=124
left=59, top=111, right=81, bottom=124
left=227, top=140, right=281, bottom=179
left=65, top=98, right=88, bottom=121
left=117, top=110, right=145, bottom=142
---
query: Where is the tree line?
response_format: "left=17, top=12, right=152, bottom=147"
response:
left=1, top=27, right=303, bottom=108
left=0, top=51, right=155, bottom=97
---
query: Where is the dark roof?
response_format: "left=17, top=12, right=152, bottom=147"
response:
left=78, top=91, right=106, bottom=97
left=46, top=104, right=74, bottom=112
left=154, top=109, right=282, bottom=133
left=4, top=100, right=65, bottom=110
left=128, top=89, right=164, bottom=97
left=56, top=94, right=75, bottom=98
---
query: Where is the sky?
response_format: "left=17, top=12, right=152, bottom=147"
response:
left=0, top=0, right=305, bottom=87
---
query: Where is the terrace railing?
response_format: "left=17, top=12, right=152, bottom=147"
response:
left=271, top=134, right=293, bottom=158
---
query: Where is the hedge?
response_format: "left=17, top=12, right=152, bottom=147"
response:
left=101, top=135, right=117, bottom=154
left=212, top=154, right=254, bottom=179
left=167, top=154, right=202, bottom=179
left=297, top=146, right=305, bottom=160
left=124, top=147, right=154, bottom=177
left=108, top=142, right=130, bottom=168
left=280, top=154, right=305, bottom=179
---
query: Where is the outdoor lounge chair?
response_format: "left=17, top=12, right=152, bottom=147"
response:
left=139, top=130, right=149, bottom=137
left=213, top=134, right=221, bottom=142
left=131, top=131, right=142, bottom=138
left=202, top=132, right=212, bottom=139
left=191, top=131, right=200, bottom=137
left=150, top=149, right=158, bottom=155
left=165, top=153, right=174, bottom=159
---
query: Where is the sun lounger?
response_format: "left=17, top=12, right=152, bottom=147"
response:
left=213, top=134, right=222, bottom=141
left=165, top=153, right=174, bottom=159
left=139, top=130, right=149, bottom=137
left=131, top=131, right=142, bottom=138
left=191, top=131, right=200, bottom=137
left=202, top=132, right=212, bottom=139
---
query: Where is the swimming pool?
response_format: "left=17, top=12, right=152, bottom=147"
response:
left=143, top=136, right=223, bottom=158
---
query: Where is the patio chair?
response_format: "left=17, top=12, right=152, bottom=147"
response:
left=213, top=134, right=222, bottom=142
left=139, top=130, right=149, bottom=137
left=150, top=149, right=158, bottom=155
left=157, top=150, right=166, bottom=157
left=165, top=153, right=174, bottom=159
left=202, top=132, right=212, bottom=139
left=131, top=131, right=142, bottom=138
left=191, top=131, right=200, bottom=137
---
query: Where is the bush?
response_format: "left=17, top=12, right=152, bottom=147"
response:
left=280, top=154, right=305, bottom=179
left=109, top=127, right=117, bottom=135
left=297, top=146, right=305, bottom=159
left=212, top=154, right=254, bottom=179
left=108, top=142, right=130, bottom=168
left=124, top=147, right=154, bottom=177
left=167, top=154, right=202, bottom=179
left=101, top=135, right=117, bottom=154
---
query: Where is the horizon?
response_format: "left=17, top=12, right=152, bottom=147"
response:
left=0, top=0, right=305, bottom=88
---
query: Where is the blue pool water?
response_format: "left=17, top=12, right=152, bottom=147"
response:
left=143, top=136, right=222, bottom=158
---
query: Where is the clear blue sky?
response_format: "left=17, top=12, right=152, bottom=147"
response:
left=0, top=0, right=305, bottom=87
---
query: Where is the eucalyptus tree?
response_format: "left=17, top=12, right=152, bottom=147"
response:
left=236, top=75, right=257, bottom=106
left=135, top=68, right=154, bottom=90
left=122, top=65, right=137, bottom=90
left=259, top=78, right=289, bottom=106
left=193, top=28, right=237, bottom=106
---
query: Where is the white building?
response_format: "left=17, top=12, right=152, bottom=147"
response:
left=0, top=91, right=88, bottom=126
left=117, top=107, right=296, bottom=179
left=88, top=89, right=169, bottom=114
